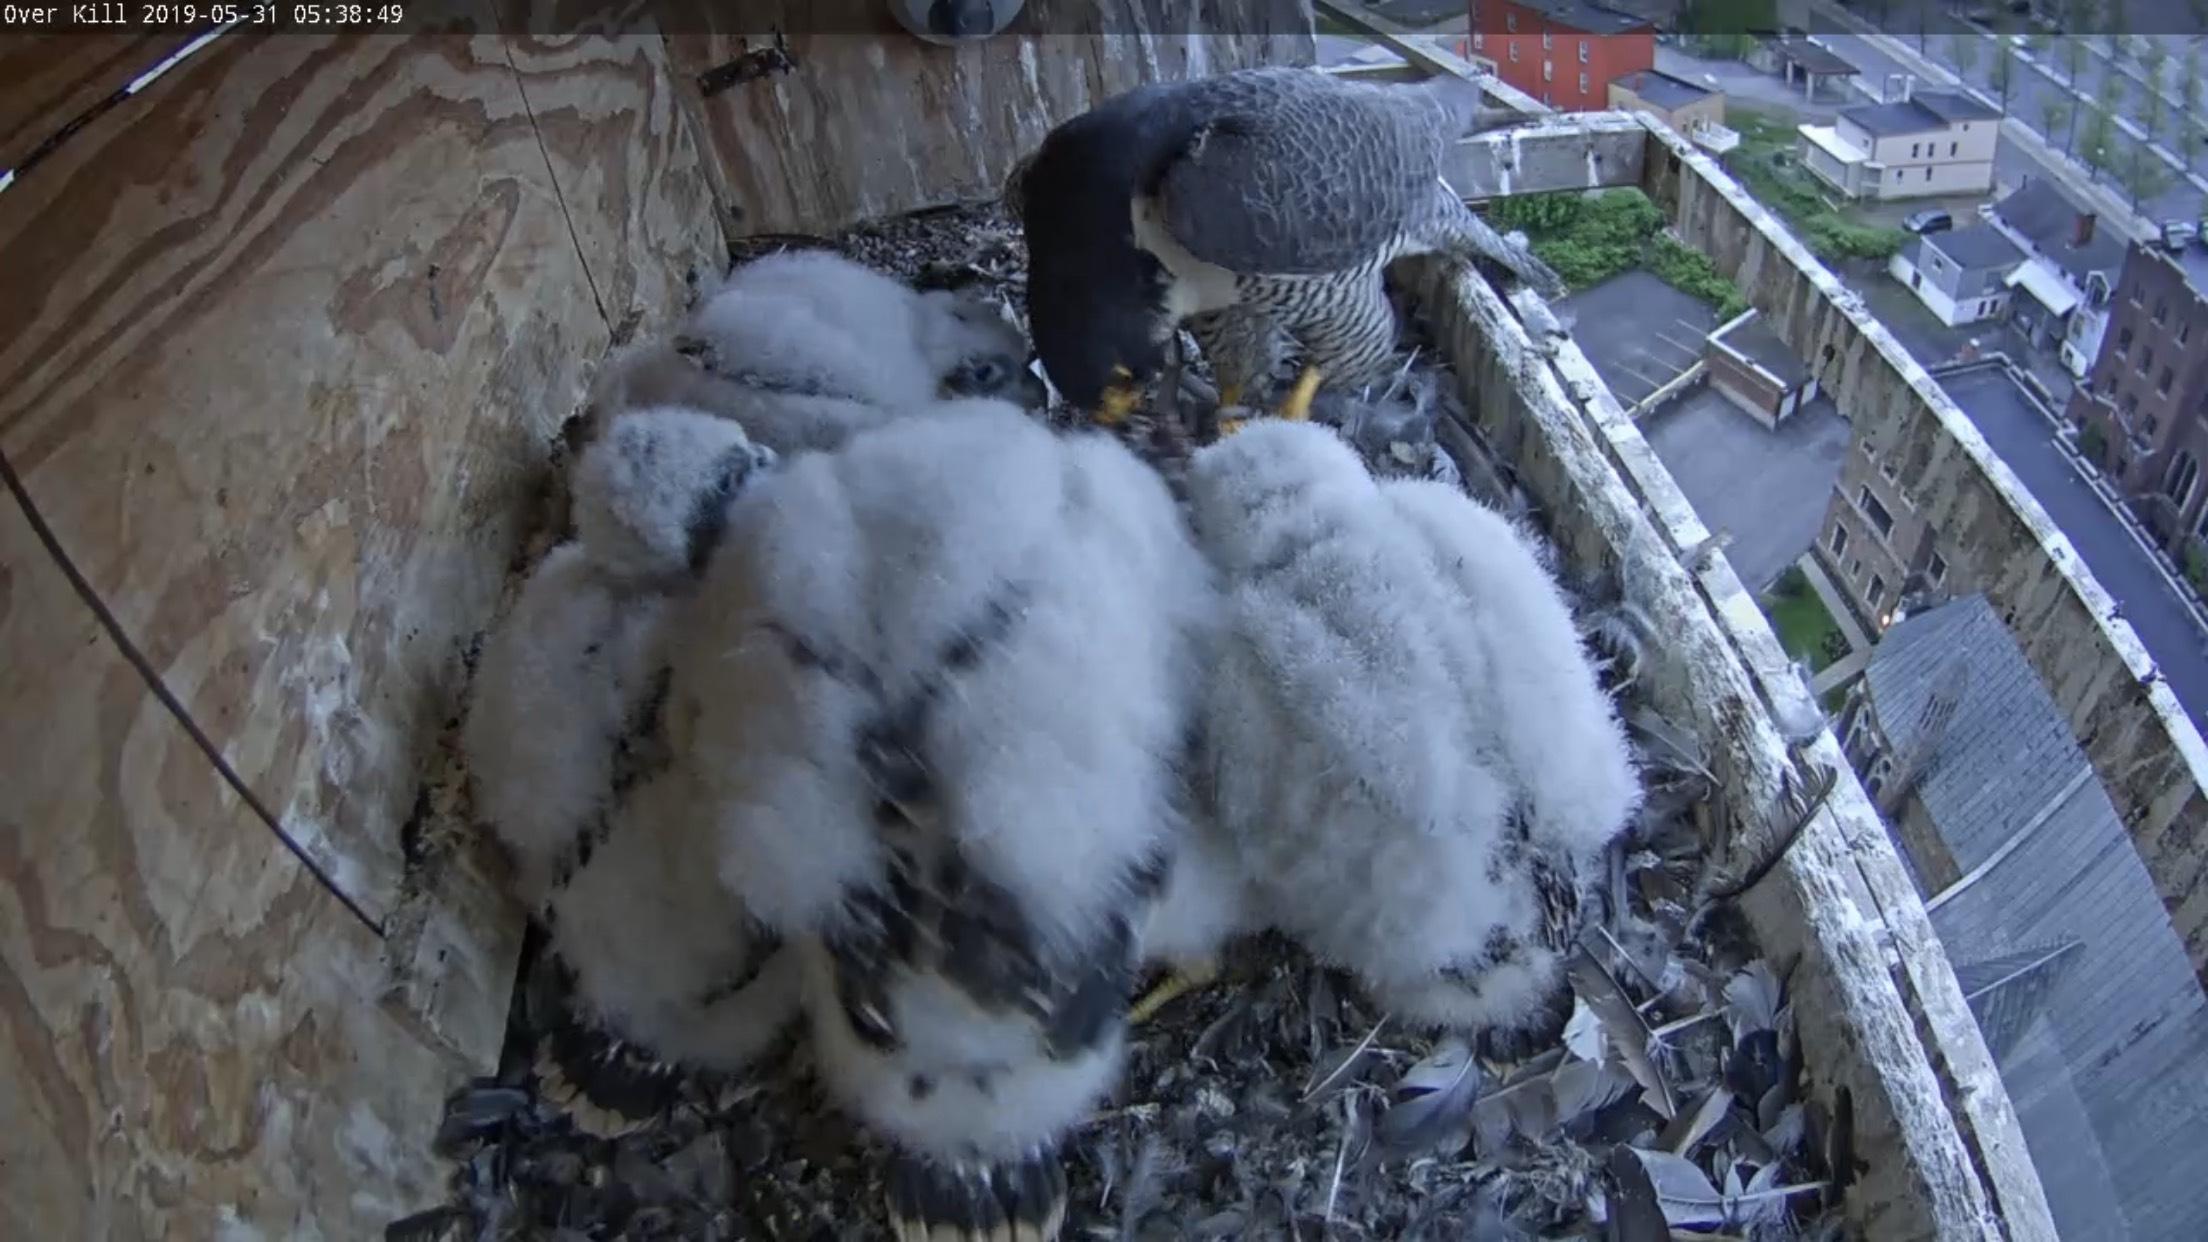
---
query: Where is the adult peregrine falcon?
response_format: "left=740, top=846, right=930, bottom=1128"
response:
left=1010, top=66, right=1561, bottom=428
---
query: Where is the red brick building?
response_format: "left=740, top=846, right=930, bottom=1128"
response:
left=1467, top=1, right=1657, bottom=111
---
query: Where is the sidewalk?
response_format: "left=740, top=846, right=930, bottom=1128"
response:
left=1809, top=2, right=2158, bottom=243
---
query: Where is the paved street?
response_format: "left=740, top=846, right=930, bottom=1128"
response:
left=1937, top=364, right=2208, bottom=731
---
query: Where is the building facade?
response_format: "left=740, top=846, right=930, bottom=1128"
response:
left=1979, top=179, right=2125, bottom=378
left=1816, top=364, right=1987, bottom=632
left=2065, top=240, right=2208, bottom=563
left=1468, top=0, right=1653, bottom=112
left=1704, top=308, right=1818, bottom=427
left=1797, top=88, right=2000, bottom=200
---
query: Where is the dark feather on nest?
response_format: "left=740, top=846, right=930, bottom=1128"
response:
left=404, top=202, right=1845, bottom=1241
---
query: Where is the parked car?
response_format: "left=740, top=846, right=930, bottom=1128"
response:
left=1903, top=208, right=1955, bottom=235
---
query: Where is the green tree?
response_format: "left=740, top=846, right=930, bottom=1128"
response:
left=2121, top=147, right=2175, bottom=209
left=2139, top=37, right=2167, bottom=99
left=2141, top=68, right=2169, bottom=150
left=1988, top=37, right=2018, bottom=113
left=1948, top=32, right=1982, bottom=83
left=2079, top=102, right=2115, bottom=177
left=2024, top=31, right=2053, bottom=58
left=2057, top=39, right=2091, bottom=149
left=2183, top=111, right=2207, bottom=173
left=2040, top=95, right=2073, bottom=153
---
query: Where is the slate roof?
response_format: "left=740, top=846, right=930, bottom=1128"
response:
left=1843, top=90, right=2000, bottom=137
left=1990, top=179, right=2127, bottom=285
left=1613, top=69, right=1710, bottom=112
left=1924, top=222, right=2026, bottom=273
left=1864, top=595, right=2208, bottom=1239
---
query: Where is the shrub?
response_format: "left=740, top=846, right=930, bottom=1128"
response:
left=2078, top=419, right=2107, bottom=464
left=1772, top=564, right=1811, bottom=598
left=2185, top=540, right=2208, bottom=596
left=1485, top=188, right=1744, bottom=314
left=1647, top=237, right=1750, bottom=318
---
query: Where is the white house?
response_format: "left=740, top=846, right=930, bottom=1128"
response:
left=1888, top=223, right=2026, bottom=327
left=1798, top=85, right=2000, bottom=201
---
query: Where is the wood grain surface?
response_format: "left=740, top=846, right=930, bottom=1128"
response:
left=0, top=33, right=178, bottom=172
left=0, top=17, right=730, bottom=1226
left=0, top=499, right=460, bottom=1237
left=0, top=30, right=613, bottom=925
left=656, top=0, right=1314, bottom=235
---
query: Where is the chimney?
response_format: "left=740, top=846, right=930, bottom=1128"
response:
left=2074, top=212, right=2097, bottom=247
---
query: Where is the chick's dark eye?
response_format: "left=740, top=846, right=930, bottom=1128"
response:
left=965, top=360, right=1005, bottom=390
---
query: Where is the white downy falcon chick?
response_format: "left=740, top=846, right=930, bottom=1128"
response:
left=665, top=398, right=1217, bottom=1241
left=1012, top=65, right=1562, bottom=428
left=588, top=249, right=1045, bottom=456
left=464, top=409, right=795, bottom=1098
left=1181, top=418, right=1639, bottom=1035
left=569, top=404, right=779, bottom=588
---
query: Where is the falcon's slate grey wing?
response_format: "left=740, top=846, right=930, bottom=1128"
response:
left=1157, top=71, right=1449, bottom=276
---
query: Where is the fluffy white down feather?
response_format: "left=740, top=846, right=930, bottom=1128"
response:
left=588, top=251, right=1032, bottom=456
left=1184, top=420, right=1638, bottom=1033
left=547, top=762, right=801, bottom=1073
left=667, top=398, right=1217, bottom=1160
left=569, top=406, right=777, bottom=586
left=463, top=542, right=667, bottom=907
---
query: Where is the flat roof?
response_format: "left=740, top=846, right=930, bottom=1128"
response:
left=1933, top=362, right=2208, bottom=732
left=1767, top=36, right=1858, bottom=76
left=1797, top=121, right=1866, bottom=164
left=1613, top=69, right=1711, bottom=112
left=1843, top=90, right=2001, bottom=137
left=1526, top=0, right=1650, bottom=35
left=1712, top=311, right=1810, bottom=387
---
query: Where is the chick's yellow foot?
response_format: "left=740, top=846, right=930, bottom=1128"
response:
left=1127, top=957, right=1222, bottom=1025
left=1276, top=365, right=1323, bottom=422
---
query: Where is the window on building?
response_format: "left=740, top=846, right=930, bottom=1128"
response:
left=1867, top=574, right=1886, bottom=608
left=1506, top=11, right=1516, bottom=29
left=2155, top=298, right=2168, bottom=324
left=1542, top=32, right=1552, bottom=49
left=1910, top=142, right=1921, bottom=158
left=2167, top=450, right=2200, bottom=511
left=2118, top=326, right=2134, bottom=356
left=1926, top=167, right=1933, bottom=181
left=1928, top=552, right=1948, bottom=584
left=1831, top=523, right=1850, bottom=557
left=2160, top=366, right=2174, bottom=395
left=2147, top=413, right=2160, bottom=437
left=1472, top=33, right=1484, bottom=50
left=1858, top=486, right=1895, bottom=538
left=2142, top=345, right=2155, bottom=374
left=2181, top=320, right=2192, bottom=344
left=2121, top=390, right=2139, bottom=417
left=1510, top=44, right=1519, bottom=62
left=1578, top=71, right=1589, bottom=92
left=1880, top=454, right=1899, bottom=482
left=2195, top=497, right=2208, bottom=540
left=1894, top=168, right=1903, bottom=181
left=1950, top=141, right=1958, bottom=155
left=1579, top=40, right=1589, bottom=62
left=1850, top=557, right=1863, bottom=577
left=1865, top=754, right=1892, bottom=800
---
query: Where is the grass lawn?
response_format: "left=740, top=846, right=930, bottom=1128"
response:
left=1762, top=567, right=1847, bottom=673
left=1726, top=106, right=1909, bottom=263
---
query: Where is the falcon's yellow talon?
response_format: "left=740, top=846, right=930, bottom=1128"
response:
left=1095, top=382, right=1140, bottom=426
left=1277, top=365, right=1322, bottom=422
left=1216, top=416, right=1247, bottom=437
left=1128, top=958, right=1221, bottom=1025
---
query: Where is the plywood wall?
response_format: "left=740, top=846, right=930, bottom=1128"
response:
left=0, top=11, right=722, bottom=1232
left=656, top=0, right=1318, bottom=235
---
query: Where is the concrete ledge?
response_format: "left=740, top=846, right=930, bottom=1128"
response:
left=1312, top=0, right=1546, bottom=115
left=1410, top=257, right=2051, bottom=1241
left=1448, top=110, right=1648, bottom=202
left=1635, top=115, right=2208, bottom=984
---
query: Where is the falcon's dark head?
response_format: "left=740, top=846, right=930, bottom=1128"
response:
left=1013, top=82, right=1208, bottom=420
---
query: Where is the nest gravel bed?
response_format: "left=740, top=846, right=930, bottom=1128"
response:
left=391, top=203, right=1854, bottom=1242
